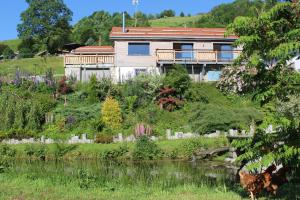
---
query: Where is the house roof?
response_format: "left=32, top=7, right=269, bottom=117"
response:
left=73, top=46, right=114, bottom=54
left=110, top=27, right=237, bottom=40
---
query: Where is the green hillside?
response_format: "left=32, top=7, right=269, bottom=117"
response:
left=150, top=15, right=203, bottom=27
left=0, top=39, right=21, bottom=52
left=0, top=56, right=64, bottom=76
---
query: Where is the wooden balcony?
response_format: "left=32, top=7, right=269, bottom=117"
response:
left=156, top=49, right=241, bottom=64
left=64, top=55, right=114, bottom=66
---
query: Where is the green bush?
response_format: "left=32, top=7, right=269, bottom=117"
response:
left=0, top=145, right=16, bottom=173
left=18, top=48, right=34, bottom=58
left=53, top=143, right=78, bottom=160
left=2, top=47, right=14, bottom=59
left=132, top=136, right=162, bottom=160
left=100, top=145, right=129, bottom=160
left=77, top=169, right=96, bottom=189
left=87, top=76, right=120, bottom=103
left=163, top=64, right=191, bottom=98
left=121, top=74, right=163, bottom=107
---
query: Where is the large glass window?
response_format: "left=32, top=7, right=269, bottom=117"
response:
left=174, top=43, right=194, bottom=59
left=215, top=44, right=233, bottom=61
left=128, top=43, right=150, bottom=56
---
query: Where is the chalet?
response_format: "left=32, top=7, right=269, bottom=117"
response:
left=64, top=27, right=242, bottom=82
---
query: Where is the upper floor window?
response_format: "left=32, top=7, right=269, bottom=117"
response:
left=214, top=44, right=233, bottom=60
left=128, top=43, right=150, bottom=56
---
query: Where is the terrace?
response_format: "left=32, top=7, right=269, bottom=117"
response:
left=156, top=49, right=241, bottom=64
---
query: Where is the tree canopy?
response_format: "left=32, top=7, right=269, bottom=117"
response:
left=225, top=1, right=300, bottom=171
left=72, top=11, right=150, bottom=46
left=17, top=0, right=73, bottom=54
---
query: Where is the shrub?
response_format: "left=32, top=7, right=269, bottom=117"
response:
left=95, top=134, right=113, bottom=144
left=53, top=143, right=78, bottom=160
left=57, top=76, right=73, bottom=95
left=101, top=96, right=122, bottom=131
left=0, top=44, right=9, bottom=55
left=18, top=48, right=34, bottom=58
left=2, top=47, right=14, bottom=59
left=100, top=145, right=129, bottom=160
left=156, top=87, right=183, bottom=111
left=163, top=64, right=191, bottom=98
left=132, top=136, right=162, bottom=160
left=87, top=76, right=119, bottom=103
left=122, top=74, right=163, bottom=107
left=0, top=145, right=16, bottom=173
left=77, top=169, right=96, bottom=189
left=217, top=66, right=256, bottom=94
left=24, top=145, right=36, bottom=159
left=34, top=144, right=47, bottom=161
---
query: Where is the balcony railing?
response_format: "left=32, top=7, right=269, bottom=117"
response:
left=64, top=55, right=114, bottom=65
left=156, top=49, right=241, bottom=63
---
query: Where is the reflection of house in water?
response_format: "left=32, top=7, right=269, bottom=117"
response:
left=65, top=27, right=242, bottom=82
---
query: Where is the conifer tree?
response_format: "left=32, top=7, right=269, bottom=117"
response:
left=101, top=96, right=122, bottom=131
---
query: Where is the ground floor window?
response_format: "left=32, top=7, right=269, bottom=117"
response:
left=135, top=68, right=147, bottom=76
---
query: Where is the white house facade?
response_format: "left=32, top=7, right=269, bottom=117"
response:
left=65, top=27, right=242, bottom=82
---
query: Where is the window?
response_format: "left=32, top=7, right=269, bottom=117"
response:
left=128, top=43, right=150, bottom=56
left=214, top=44, right=233, bottom=61
left=174, top=43, right=194, bottom=59
left=135, top=68, right=147, bottom=76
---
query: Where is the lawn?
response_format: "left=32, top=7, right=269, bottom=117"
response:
left=0, top=56, right=64, bottom=76
left=0, top=173, right=245, bottom=200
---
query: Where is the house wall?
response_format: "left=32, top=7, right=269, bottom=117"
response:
left=114, top=40, right=238, bottom=82
left=65, top=65, right=114, bottom=82
left=114, top=41, right=172, bottom=82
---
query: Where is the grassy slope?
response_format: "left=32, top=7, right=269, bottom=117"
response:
left=0, top=56, right=64, bottom=76
left=11, top=137, right=228, bottom=160
left=149, top=15, right=203, bottom=27
left=0, top=39, right=21, bottom=52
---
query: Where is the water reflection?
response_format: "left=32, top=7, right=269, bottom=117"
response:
left=12, top=160, right=238, bottom=187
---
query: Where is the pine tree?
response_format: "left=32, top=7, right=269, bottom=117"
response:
left=87, top=74, right=99, bottom=103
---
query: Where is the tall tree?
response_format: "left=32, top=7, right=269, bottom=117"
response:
left=17, top=0, right=72, bottom=54
left=225, top=1, right=300, bottom=171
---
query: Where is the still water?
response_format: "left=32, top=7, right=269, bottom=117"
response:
left=11, top=160, right=237, bottom=188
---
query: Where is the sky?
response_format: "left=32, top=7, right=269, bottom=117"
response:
left=0, top=0, right=234, bottom=41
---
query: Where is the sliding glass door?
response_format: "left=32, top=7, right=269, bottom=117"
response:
left=174, top=43, right=194, bottom=60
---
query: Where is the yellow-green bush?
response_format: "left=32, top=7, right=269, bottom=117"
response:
left=101, top=96, right=122, bottom=131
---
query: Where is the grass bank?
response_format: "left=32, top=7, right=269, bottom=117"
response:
left=0, top=56, right=64, bottom=76
left=0, top=174, right=244, bottom=200
left=9, top=137, right=228, bottom=160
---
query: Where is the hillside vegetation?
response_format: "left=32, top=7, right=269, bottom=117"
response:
left=0, top=56, right=64, bottom=76
left=0, top=39, right=21, bottom=52
left=149, top=15, right=203, bottom=27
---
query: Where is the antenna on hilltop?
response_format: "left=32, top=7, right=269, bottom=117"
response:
left=132, top=0, right=139, bottom=27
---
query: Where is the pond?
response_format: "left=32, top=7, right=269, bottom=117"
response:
left=10, top=160, right=238, bottom=188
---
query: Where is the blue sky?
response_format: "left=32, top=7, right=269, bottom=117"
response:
left=0, top=0, right=233, bottom=41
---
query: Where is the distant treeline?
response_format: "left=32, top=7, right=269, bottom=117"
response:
left=3, top=0, right=283, bottom=58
